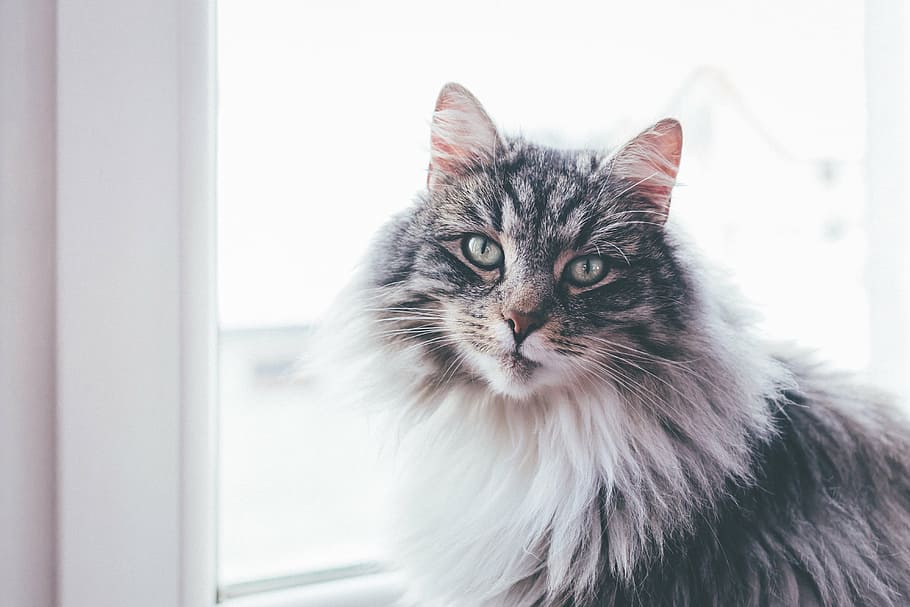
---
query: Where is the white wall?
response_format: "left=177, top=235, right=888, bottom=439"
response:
left=866, top=0, right=910, bottom=403
left=0, top=1, right=58, bottom=606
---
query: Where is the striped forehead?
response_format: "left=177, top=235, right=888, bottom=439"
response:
left=429, top=144, right=615, bottom=259
left=497, top=155, right=598, bottom=256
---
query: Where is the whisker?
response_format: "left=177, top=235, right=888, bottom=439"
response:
left=599, top=241, right=630, bottom=266
left=597, top=220, right=666, bottom=234
left=613, top=170, right=661, bottom=199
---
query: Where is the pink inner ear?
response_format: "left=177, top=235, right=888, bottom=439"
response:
left=428, top=133, right=463, bottom=188
left=609, top=119, right=683, bottom=218
left=650, top=119, right=683, bottom=178
left=428, top=83, right=499, bottom=190
left=430, top=130, right=469, bottom=173
left=427, top=133, right=467, bottom=188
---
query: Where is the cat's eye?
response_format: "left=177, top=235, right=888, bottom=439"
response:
left=565, top=254, right=608, bottom=287
left=461, top=234, right=504, bottom=270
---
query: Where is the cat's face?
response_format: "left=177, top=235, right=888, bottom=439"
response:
left=368, top=84, right=689, bottom=400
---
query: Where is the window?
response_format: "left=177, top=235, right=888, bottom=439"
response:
left=37, top=2, right=908, bottom=607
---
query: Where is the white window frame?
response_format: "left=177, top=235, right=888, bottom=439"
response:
left=55, top=0, right=400, bottom=605
left=57, top=0, right=216, bottom=603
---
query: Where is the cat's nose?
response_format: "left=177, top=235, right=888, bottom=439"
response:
left=503, top=309, right=547, bottom=344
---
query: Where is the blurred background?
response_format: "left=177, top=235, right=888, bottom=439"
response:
left=216, top=0, right=910, bottom=598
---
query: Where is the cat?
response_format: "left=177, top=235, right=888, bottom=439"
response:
left=312, top=83, right=910, bottom=606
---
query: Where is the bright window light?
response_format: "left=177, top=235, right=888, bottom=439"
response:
left=217, top=0, right=868, bottom=593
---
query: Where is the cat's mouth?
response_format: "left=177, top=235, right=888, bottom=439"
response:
left=503, top=350, right=540, bottom=372
left=476, top=348, right=542, bottom=398
left=451, top=324, right=556, bottom=398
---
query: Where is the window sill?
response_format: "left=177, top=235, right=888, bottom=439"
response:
left=220, top=572, right=404, bottom=607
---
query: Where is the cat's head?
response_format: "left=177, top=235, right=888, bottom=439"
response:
left=367, top=83, right=690, bottom=400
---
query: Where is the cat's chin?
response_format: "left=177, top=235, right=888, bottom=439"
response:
left=487, top=375, right=538, bottom=400
left=472, top=350, right=556, bottom=400
left=456, top=332, right=578, bottom=400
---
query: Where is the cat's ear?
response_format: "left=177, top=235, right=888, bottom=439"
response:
left=605, top=118, right=682, bottom=223
left=428, top=83, right=501, bottom=191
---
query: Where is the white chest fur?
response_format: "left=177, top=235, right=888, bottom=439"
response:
left=391, top=387, right=630, bottom=607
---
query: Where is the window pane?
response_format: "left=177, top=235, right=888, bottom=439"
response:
left=217, top=0, right=869, bottom=589
left=218, top=327, right=392, bottom=585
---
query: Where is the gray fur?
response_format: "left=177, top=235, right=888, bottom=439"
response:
left=318, top=84, right=910, bottom=606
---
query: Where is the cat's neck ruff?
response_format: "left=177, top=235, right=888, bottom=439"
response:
left=392, top=349, right=784, bottom=607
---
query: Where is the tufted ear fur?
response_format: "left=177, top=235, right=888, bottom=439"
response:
left=606, top=118, right=682, bottom=223
left=428, top=83, right=501, bottom=192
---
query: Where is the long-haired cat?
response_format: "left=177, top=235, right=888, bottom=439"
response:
left=313, top=83, right=910, bottom=606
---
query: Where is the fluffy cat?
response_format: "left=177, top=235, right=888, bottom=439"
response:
left=313, top=83, right=910, bottom=606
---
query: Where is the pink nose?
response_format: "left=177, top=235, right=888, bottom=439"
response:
left=503, top=309, right=546, bottom=343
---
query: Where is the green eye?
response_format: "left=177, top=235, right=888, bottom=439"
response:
left=461, top=234, right=503, bottom=270
left=565, top=255, right=608, bottom=287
